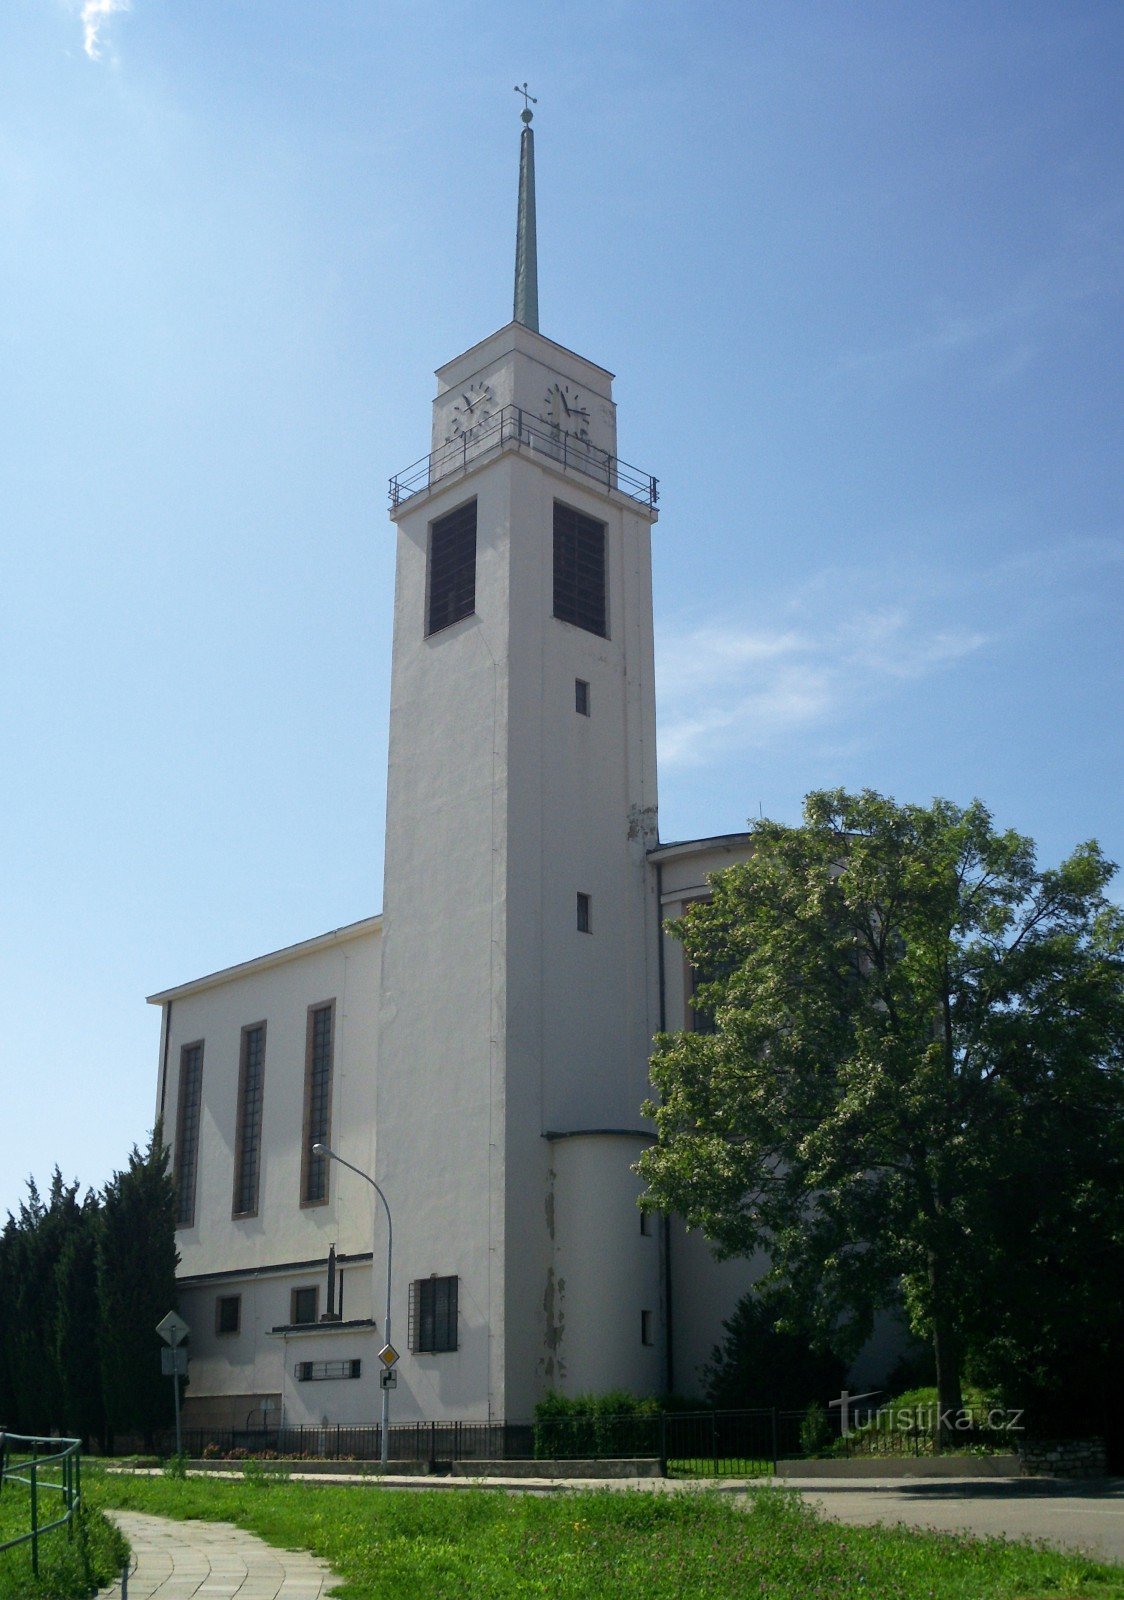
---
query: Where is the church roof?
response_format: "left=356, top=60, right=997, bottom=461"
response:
left=146, top=914, right=381, bottom=1005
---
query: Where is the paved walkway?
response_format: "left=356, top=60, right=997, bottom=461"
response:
left=96, top=1509, right=341, bottom=1599
left=782, top=1475, right=1124, bottom=1566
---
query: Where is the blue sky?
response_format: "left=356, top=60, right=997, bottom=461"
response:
left=2, top=1, right=1121, bottom=1219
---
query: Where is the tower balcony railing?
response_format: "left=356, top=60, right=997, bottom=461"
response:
left=389, top=405, right=658, bottom=511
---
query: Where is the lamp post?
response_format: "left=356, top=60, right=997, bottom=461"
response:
left=312, top=1143, right=394, bottom=1469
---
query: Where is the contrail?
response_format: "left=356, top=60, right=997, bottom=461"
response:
left=81, top=0, right=130, bottom=61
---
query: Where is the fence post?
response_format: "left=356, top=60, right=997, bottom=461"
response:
left=659, top=1412, right=668, bottom=1478
left=30, top=1458, right=39, bottom=1577
left=770, top=1409, right=778, bottom=1474
left=711, top=1411, right=718, bottom=1476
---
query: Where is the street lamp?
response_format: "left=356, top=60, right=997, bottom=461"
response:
left=312, top=1143, right=394, bottom=1469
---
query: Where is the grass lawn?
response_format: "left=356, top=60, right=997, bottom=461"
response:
left=0, top=1469, right=127, bottom=1600
left=89, top=1467, right=1124, bottom=1600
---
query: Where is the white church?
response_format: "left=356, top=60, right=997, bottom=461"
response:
left=149, top=107, right=863, bottom=1435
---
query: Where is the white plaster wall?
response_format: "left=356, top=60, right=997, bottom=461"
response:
left=378, top=460, right=517, bottom=1422
left=546, top=1135, right=664, bottom=1397
left=157, top=926, right=381, bottom=1280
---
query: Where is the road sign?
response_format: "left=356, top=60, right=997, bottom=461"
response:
left=378, top=1343, right=399, bottom=1369
left=160, top=1348, right=188, bottom=1376
left=156, top=1311, right=190, bottom=1348
left=380, top=1369, right=397, bottom=1390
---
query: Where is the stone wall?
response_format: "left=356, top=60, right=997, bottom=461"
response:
left=1018, top=1437, right=1108, bottom=1478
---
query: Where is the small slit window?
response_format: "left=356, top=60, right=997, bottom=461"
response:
left=575, top=678, right=590, bottom=716
left=641, top=1310, right=655, bottom=1346
left=427, top=500, right=477, bottom=636
left=576, top=892, right=592, bottom=933
left=216, top=1295, right=241, bottom=1335
left=553, top=502, right=607, bottom=637
left=290, top=1285, right=318, bottom=1325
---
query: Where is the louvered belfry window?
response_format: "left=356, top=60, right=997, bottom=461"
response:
left=409, top=1275, right=459, bottom=1353
left=427, top=499, right=477, bottom=635
left=553, top=501, right=607, bottom=637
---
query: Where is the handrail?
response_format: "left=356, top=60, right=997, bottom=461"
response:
left=0, top=1430, right=83, bottom=1579
left=389, top=405, right=658, bottom=511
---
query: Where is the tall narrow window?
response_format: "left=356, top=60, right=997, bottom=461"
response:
left=427, top=499, right=477, bottom=635
left=553, top=501, right=607, bottom=637
left=574, top=678, right=590, bottom=716
left=174, top=1041, right=204, bottom=1228
left=232, top=1022, right=266, bottom=1218
left=576, top=892, right=592, bottom=933
left=408, top=1276, right=459, bottom=1353
left=301, top=1001, right=335, bottom=1205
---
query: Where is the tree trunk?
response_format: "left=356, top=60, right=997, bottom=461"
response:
left=928, top=1251, right=963, bottom=1450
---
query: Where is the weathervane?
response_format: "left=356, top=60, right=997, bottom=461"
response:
left=514, top=82, right=537, bottom=122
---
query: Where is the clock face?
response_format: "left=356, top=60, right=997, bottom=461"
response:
left=446, top=382, right=495, bottom=441
left=543, top=381, right=591, bottom=440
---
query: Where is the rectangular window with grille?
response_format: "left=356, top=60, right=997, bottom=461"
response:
left=174, top=1041, right=204, bottom=1228
left=553, top=501, right=607, bottom=637
left=408, top=1275, right=458, bottom=1353
left=427, top=499, right=477, bottom=636
left=300, top=1001, right=335, bottom=1205
left=232, top=1022, right=266, bottom=1218
left=296, top=1358, right=361, bottom=1382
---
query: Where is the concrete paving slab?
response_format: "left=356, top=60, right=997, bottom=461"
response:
left=95, top=1510, right=342, bottom=1599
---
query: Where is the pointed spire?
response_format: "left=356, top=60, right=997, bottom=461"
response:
left=513, top=83, right=539, bottom=332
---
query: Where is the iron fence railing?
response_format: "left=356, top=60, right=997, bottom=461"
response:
left=0, top=1430, right=83, bottom=1579
left=165, top=1402, right=1020, bottom=1478
left=389, top=406, right=659, bottom=511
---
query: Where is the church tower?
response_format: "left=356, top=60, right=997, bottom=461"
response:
left=375, top=97, right=664, bottom=1420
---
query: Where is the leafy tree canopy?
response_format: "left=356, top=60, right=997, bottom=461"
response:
left=639, top=789, right=1124, bottom=1427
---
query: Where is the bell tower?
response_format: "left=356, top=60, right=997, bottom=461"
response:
left=375, top=97, right=664, bottom=1420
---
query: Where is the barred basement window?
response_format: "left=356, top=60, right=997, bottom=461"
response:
left=174, top=1041, right=204, bottom=1228
left=216, top=1295, right=241, bottom=1336
left=291, top=1286, right=318, bottom=1325
left=301, top=1002, right=335, bottom=1205
left=408, top=1275, right=458, bottom=1353
left=427, top=499, right=477, bottom=636
left=296, top=1359, right=361, bottom=1382
left=553, top=502, right=607, bottom=637
left=232, top=1022, right=266, bottom=1218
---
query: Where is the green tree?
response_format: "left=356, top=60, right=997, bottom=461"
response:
left=0, top=1172, right=90, bottom=1432
left=638, top=790, right=1124, bottom=1435
left=55, top=1192, right=107, bottom=1446
left=97, top=1126, right=179, bottom=1447
left=702, top=1291, right=846, bottom=1411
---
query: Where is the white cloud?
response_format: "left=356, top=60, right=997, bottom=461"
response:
left=80, top=0, right=129, bottom=61
left=656, top=589, right=992, bottom=769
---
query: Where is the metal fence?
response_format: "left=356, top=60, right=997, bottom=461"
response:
left=388, top=405, right=659, bottom=511
left=167, top=1402, right=1018, bottom=1478
left=0, top=1430, right=83, bottom=1578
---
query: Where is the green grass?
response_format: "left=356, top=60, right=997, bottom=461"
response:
left=0, top=1472, right=127, bottom=1600
left=88, top=1466, right=1124, bottom=1600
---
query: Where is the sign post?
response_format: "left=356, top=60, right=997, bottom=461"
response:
left=156, top=1311, right=190, bottom=1457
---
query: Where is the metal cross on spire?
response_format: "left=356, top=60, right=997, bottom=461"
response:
left=513, top=84, right=539, bottom=330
